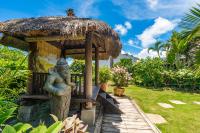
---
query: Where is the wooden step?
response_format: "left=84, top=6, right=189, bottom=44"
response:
left=99, top=92, right=107, bottom=99
left=107, top=98, right=114, bottom=104
left=98, top=92, right=123, bottom=114
left=99, top=90, right=119, bottom=104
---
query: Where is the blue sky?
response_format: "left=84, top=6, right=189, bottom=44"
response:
left=0, top=0, right=199, bottom=58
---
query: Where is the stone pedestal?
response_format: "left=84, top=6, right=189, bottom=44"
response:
left=81, top=106, right=96, bottom=126
left=18, top=104, right=39, bottom=122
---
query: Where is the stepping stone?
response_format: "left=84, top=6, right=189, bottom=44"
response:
left=158, top=103, right=174, bottom=108
left=146, top=113, right=167, bottom=124
left=169, top=100, right=186, bottom=105
left=193, top=101, right=200, bottom=105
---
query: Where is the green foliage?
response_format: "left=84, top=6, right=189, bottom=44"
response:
left=162, top=69, right=200, bottom=90
left=0, top=45, right=28, bottom=101
left=70, top=60, right=85, bottom=74
left=114, top=58, right=133, bottom=73
left=132, top=58, right=164, bottom=87
left=131, top=58, right=200, bottom=90
left=148, top=41, right=164, bottom=58
left=99, top=67, right=111, bottom=83
left=0, top=98, right=17, bottom=125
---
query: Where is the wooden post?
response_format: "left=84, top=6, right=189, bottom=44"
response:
left=85, top=33, right=93, bottom=109
left=27, top=43, right=36, bottom=94
left=110, top=56, right=114, bottom=68
left=95, top=46, right=99, bottom=87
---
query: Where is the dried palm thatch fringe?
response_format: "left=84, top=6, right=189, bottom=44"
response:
left=0, top=16, right=122, bottom=59
left=0, top=17, right=118, bottom=39
left=62, top=114, right=88, bottom=133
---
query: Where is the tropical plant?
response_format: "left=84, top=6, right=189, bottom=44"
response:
left=0, top=45, right=29, bottom=101
left=70, top=60, right=85, bottom=74
left=148, top=41, right=164, bottom=58
left=132, top=58, right=164, bottom=87
left=114, top=58, right=133, bottom=73
left=166, top=32, right=190, bottom=69
left=99, top=67, right=111, bottom=84
left=111, top=66, right=131, bottom=87
left=181, top=4, right=200, bottom=40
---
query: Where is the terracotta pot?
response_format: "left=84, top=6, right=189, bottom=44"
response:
left=114, top=87, right=125, bottom=97
left=100, top=83, right=107, bottom=91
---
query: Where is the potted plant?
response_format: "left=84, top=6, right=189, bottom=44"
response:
left=99, top=67, right=111, bottom=91
left=112, top=66, right=131, bottom=96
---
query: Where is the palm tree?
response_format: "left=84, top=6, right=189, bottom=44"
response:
left=180, top=3, right=200, bottom=68
left=166, top=32, right=189, bottom=69
left=148, top=41, right=163, bottom=58
left=181, top=4, right=200, bottom=39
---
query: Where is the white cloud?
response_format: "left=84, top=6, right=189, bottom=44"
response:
left=125, top=21, right=132, bottom=29
left=137, top=17, right=179, bottom=48
left=147, top=0, right=158, bottom=9
left=111, top=0, right=199, bottom=20
left=135, top=48, right=166, bottom=59
left=114, top=21, right=132, bottom=35
left=128, top=39, right=134, bottom=45
left=114, top=24, right=127, bottom=35
left=126, top=39, right=143, bottom=49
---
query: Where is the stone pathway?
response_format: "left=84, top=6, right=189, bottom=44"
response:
left=169, top=100, right=186, bottom=105
left=146, top=114, right=167, bottom=124
left=193, top=101, right=200, bottom=105
left=158, top=103, right=174, bottom=108
left=102, top=96, right=160, bottom=133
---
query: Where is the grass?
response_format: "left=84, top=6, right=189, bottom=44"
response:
left=107, top=85, right=200, bottom=133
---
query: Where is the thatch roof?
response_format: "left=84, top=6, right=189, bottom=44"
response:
left=0, top=16, right=122, bottom=59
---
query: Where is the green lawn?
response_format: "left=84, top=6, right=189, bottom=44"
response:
left=107, top=85, right=200, bottom=133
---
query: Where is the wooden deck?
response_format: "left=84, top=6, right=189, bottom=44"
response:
left=102, top=96, right=160, bottom=133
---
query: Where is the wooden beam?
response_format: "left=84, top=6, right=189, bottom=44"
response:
left=85, top=32, right=93, bottom=109
left=25, top=35, right=85, bottom=42
left=0, top=35, right=29, bottom=51
left=95, top=46, right=99, bottom=87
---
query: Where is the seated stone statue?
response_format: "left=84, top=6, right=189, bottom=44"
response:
left=44, top=58, right=75, bottom=120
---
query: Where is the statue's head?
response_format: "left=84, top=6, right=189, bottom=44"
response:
left=55, top=58, right=70, bottom=75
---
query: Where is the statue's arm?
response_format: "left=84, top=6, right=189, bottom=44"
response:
left=44, top=75, right=59, bottom=95
left=66, top=73, right=75, bottom=87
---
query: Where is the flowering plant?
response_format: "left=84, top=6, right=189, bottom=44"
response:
left=111, top=66, right=132, bottom=87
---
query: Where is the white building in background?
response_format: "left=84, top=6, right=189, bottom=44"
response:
left=99, top=53, right=139, bottom=68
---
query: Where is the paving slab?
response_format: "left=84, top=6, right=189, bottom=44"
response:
left=193, top=101, right=200, bottom=105
left=102, top=95, right=161, bottom=133
left=169, top=100, right=186, bottom=105
left=158, top=103, right=174, bottom=108
left=146, top=113, right=167, bottom=124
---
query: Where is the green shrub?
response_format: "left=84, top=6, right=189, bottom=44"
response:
left=99, top=67, right=111, bottom=83
left=70, top=60, right=85, bottom=74
left=114, top=58, right=133, bottom=73
left=132, top=58, right=164, bottom=87
left=0, top=45, right=28, bottom=101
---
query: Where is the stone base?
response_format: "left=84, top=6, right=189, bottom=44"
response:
left=18, top=101, right=50, bottom=122
left=18, top=104, right=39, bottom=122
left=81, top=106, right=96, bottom=126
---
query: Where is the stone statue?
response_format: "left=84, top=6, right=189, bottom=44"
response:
left=44, top=58, right=74, bottom=120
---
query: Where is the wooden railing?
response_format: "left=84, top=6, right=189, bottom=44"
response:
left=31, top=72, right=85, bottom=97
left=71, top=73, right=85, bottom=97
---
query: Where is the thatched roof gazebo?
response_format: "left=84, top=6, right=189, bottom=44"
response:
left=0, top=10, right=122, bottom=125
